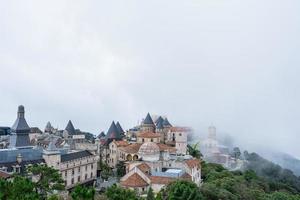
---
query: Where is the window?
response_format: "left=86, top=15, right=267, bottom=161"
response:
left=85, top=165, right=88, bottom=171
left=142, top=188, right=145, bottom=192
left=85, top=174, right=87, bottom=180
left=142, top=138, right=145, bottom=142
left=78, top=176, right=81, bottom=182
left=179, top=133, right=182, bottom=136
left=78, top=167, right=80, bottom=173
left=65, top=171, right=67, bottom=177
left=72, top=169, right=74, bottom=175
left=151, top=139, right=153, bottom=142
left=91, top=172, right=93, bottom=178
left=71, top=178, right=74, bottom=185
left=91, top=164, right=93, bottom=170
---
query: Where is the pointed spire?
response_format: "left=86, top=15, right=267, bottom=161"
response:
left=143, top=113, right=154, bottom=125
left=116, top=121, right=125, bottom=135
left=163, top=118, right=172, bottom=127
left=11, top=105, right=30, bottom=132
left=45, top=121, right=53, bottom=132
left=156, top=120, right=164, bottom=129
left=155, top=116, right=164, bottom=126
left=97, top=131, right=106, bottom=139
left=10, top=105, right=31, bottom=148
left=105, top=121, right=121, bottom=140
left=65, top=120, right=76, bottom=135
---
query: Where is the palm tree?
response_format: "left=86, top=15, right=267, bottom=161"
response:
left=187, top=142, right=202, bottom=159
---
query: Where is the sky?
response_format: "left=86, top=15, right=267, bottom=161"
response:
left=0, top=1, right=300, bottom=158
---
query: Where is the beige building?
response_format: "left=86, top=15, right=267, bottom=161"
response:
left=43, top=149, right=98, bottom=189
left=120, top=141, right=201, bottom=194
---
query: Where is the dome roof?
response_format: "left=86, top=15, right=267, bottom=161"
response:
left=138, top=142, right=160, bottom=162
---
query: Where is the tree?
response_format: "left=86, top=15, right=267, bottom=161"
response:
left=147, top=187, right=155, bottom=200
left=116, top=161, right=126, bottom=177
left=105, top=184, right=139, bottom=200
left=164, top=180, right=204, bottom=200
left=187, top=142, right=202, bottom=159
left=27, top=164, right=65, bottom=199
left=71, top=185, right=95, bottom=200
left=99, top=160, right=112, bottom=180
left=232, top=147, right=241, bottom=160
left=0, top=175, right=39, bottom=200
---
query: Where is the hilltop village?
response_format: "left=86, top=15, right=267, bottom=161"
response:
left=0, top=105, right=249, bottom=198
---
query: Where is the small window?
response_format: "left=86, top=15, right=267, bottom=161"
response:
left=151, top=139, right=153, bottom=142
left=78, top=167, right=81, bottom=173
left=85, top=174, right=87, bottom=180
left=72, top=169, right=74, bottom=175
left=71, top=178, right=74, bottom=184
left=65, top=171, right=67, bottom=177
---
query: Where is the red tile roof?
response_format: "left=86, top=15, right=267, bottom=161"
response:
left=150, top=176, right=175, bottom=185
left=185, top=159, right=201, bottom=168
left=0, top=170, right=11, bottom=179
left=157, top=143, right=176, bottom=153
left=137, top=163, right=151, bottom=173
left=119, top=143, right=142, bottom=154
left=170, top=127, right=191, bottom=132
left=121, top=173, right=149, bottom=187
left=113, top=140, right=129, bottom=147
left=137, top=132, right=160, bottom=138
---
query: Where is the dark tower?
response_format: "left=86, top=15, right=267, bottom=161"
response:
left=9, top=105, right=31, bottom=149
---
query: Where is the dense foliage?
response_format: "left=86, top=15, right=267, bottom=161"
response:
left=105, top=184, right=139, bottom=200
left=200, top=162, right=300, bottom=200
left=158, top=180, right=204, bottom=200
left=71, top=185, right=95, bottom=200
left=187, top=143, right=202, bottom=159
left=244, top=151, right=300, bottom=193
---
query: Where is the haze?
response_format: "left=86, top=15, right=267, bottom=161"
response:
left=0, top=1, right=299, bottom=158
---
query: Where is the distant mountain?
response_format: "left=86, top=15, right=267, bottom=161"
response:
left=243, top=151, right=300, bottom=193
left=258, top=151, right=300, bottom=176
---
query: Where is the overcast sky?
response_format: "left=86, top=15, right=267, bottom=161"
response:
left=0, top=1, right=299, bottom=158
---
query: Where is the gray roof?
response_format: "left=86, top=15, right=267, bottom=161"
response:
left=116, top=122, right=125, bottom=135
left=65, top=120, right=76, bottom=135
left=155, top=116, right=164, bottom=125
left=156, top=120, right=164, bottom=129
left=143, top=113, right=154, bottom=125
left=105, top=121, right=122, bottom=144
left=0, top=127, right=11, bottom=136
left=97, top=131, right=106, bottom=138
left=9, top=105, right=31, bottom=148
left=11, top=105, right=30, bottom=133
left=163, top=118, right=172, bottom=127
left=0, top=148, right=43, bottom=164
left=61, top=150, right=93, bottom=162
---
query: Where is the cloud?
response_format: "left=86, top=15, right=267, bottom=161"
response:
left=0, top=0, right=300, bottom=158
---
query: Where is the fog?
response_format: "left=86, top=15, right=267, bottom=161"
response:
left=0, top=1, right=299, bottom=158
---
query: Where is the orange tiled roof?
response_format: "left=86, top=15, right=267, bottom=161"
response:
left=121, top=173, right=149, bottom=187
left=157, top=143, right=176, bottom=153
left=113, top=140, right=129, bottom=147
left=150, top=176, right=175, bottom=185
left=170, top=127, right=191, bottom=132
left=185, top=159, right=200, bottom=168
left=137, top=132, right=160, bottom=138
left=137, top=163, right=151, bottom=173
left=0, top=170, right=11, bottom=179
left=181, top=173, right=192, bottom=181
left=119, top=143, right=142, bottom=154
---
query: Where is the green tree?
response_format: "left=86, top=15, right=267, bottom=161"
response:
left=147, top=187, right=155, bottom=200
left=187, top=142, right=202, bottom=159
left=0, top=175, right=39, bottom=200
left=164, top=180, right=204, bottom=200
left=71, top=185, right=95, bottom=200
left=99, top=160, right=112, bottom=180
left=27, top=164, right=64, bottom=199
left=232, top=147, right=241, bottom=160
left=116, top=161, right=126, bottom=177
left=105, top=184, right=138, bottom=200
